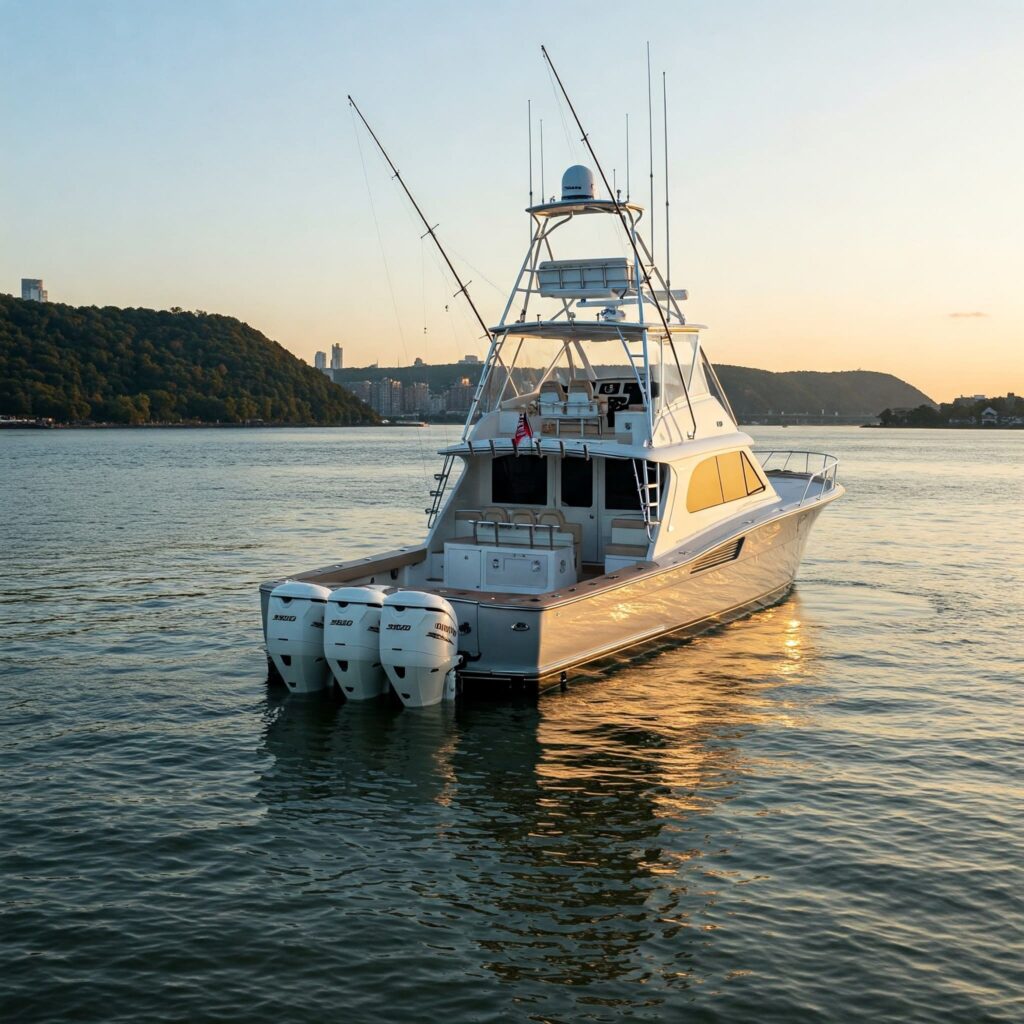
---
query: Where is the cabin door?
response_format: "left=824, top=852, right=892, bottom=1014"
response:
left=558, top=457, right=598, bottom=563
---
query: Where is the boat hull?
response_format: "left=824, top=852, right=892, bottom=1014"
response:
left=457, top=502, right=823, bottom=688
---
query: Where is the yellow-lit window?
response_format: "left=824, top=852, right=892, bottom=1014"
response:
left=741, top=452, right=766, bottom=495
left=719, top=452, right=747, bottom=502
left=686, top=457, right=724, bottom=512
left=687, top=451, right=766, bottom=513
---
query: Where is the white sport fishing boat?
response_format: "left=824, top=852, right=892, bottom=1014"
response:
left=260, top=72, right=843, bottom=707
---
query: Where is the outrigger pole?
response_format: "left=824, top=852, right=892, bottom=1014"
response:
left=348, top=95, right=493, bottom=344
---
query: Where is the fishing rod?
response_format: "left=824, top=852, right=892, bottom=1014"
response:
left=347, top=95, right=493, bottom=343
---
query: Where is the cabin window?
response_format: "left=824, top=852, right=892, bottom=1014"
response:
left=604, top=459, right=659, bottom=511
left=686, top=451, right=766, bottom=513
left=560, top=458, right=593, bottom=507
left=492, top=454, right=547, bottom=506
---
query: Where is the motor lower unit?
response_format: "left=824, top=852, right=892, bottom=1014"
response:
left=266, top=581, right=332, bottom=694
left=324, top=586, right=390, bottom=700
left=378, top=591, right=460, bottom=708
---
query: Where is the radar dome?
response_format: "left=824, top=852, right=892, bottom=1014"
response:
left=561, top=165, right=597, bottom=201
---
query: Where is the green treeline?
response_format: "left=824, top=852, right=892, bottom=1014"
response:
left=0, top=295, right=377, bottom=425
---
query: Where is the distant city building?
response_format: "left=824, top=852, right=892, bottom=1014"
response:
left=331, top=344, right=344, bottom=370
left=403, top=382, right=431, bottom=415
left=21, top=278, right=47, bottom=302
left=445, top=376, right=474, bottom=413
left=373, top=378, right=403, bottom=417
left=345, top=381, right=373, bottom=406
left=458, top=354, right=481, bottom=365
left=314, top=351, right=327, bottom=370
left=413, top=357, right=425, bottom=366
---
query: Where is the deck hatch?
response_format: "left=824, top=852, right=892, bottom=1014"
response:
left=690, top=537, right=745, bottom=574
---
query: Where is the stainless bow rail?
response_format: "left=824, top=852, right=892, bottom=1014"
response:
left=754, top=450, right=840, bottom=506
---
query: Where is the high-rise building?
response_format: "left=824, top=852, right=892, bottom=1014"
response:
left=403, top=382, right=431, bottom=414
left=314, top=351, right=327, bottom=370
left=21, top=279, right=47, bottom=302
left=445, top=376, right=474, bottom=413
left=331, top=344, right=343, bottom=370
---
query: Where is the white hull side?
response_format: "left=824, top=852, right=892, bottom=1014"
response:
left=464, top=504, right=822, bottom=684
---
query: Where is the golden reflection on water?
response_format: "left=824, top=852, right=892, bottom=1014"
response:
left=256, top=592, right=824, bottom=993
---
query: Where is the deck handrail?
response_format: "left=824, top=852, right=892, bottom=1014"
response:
left=753, top=449, right=840, bottom=506
left=469, top=519, right=564, bottom=549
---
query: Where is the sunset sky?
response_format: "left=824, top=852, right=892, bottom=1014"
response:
left=3, top=0, right=1022, bottom=402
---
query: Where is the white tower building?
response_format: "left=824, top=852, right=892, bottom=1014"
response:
left=21, top=279, right=47, bottom=302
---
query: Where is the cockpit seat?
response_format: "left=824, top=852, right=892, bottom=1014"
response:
left=566, top=379, right=598, bottom=416
left=604, top=517, right=649, bottom=572
left=538, top=380, right=566, bottom=417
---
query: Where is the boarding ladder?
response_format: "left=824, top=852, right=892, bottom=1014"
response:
left=425, top=453, right=458, bottom=527
left=632, top=458, right=662, bottom=539
left=615, top=326, right=658, bottom=441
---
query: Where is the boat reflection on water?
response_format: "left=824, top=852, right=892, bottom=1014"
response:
left=255, top=592, right=821, bottom=1004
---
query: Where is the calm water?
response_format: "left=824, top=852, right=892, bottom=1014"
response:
left=1, top=426, right=1021, bottom=1023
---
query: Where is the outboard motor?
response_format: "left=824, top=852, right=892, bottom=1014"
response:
left=266, top=581, right=332, bottom=694
left=324, top=586, right=390, bottom=700
left=379, top=592, right=460, bottom=708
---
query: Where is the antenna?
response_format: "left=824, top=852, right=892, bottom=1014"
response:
left=663, top=70, right=670, bottom=291
left=348, top=95, right=492, bottom=343
left=528, top=98, right=534, bottom=209
left=539, top=118, right=545, bottom=200
left=626, top=112, right=631, bottom=201
left=540, top=45, right=697, bottom=439
left=647, top=41, right=654, bottom=253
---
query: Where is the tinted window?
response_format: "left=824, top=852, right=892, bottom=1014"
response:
left=561, top=458, right=593, bottom=507
left=605, top=459, right=643, bottom=511
left=492, top=455, right=547, bottom=505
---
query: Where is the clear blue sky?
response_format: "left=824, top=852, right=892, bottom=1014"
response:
left=3, top=0, right=1023, bottom=401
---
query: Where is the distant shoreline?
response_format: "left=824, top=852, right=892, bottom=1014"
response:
left=864, top=424, right=1023, bottom=431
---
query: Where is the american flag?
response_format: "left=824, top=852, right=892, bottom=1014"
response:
left=513, top=413, right=534, bottom=447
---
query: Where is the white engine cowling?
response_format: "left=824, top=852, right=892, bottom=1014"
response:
left=266, top=581, right=332, bottom=694
left=379, top=592, right=460, bottom=708
left=324, top=586, right=390, bottom=700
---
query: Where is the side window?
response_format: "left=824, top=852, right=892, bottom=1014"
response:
left=718, top=452, right=747, bottom=503
left=686, top=457, right=724, bottom=512
left=687, top=451, right=764, bottom=513
left=741, top=452, right=766, bottom=495
left=605, top=459, right=642, bottom=511
left=561, top=458, right=593, bottom=507
left=492, top=455, right=547, bottom=505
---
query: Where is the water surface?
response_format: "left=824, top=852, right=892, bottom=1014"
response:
left=1, top=426, right=1020, bottom=1022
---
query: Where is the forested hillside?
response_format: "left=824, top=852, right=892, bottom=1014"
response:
left=715, top=365, right=934, bottom=417
left=334, top=361, right=934, bottom=418
left=0, top=296, right=377, bottom=424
